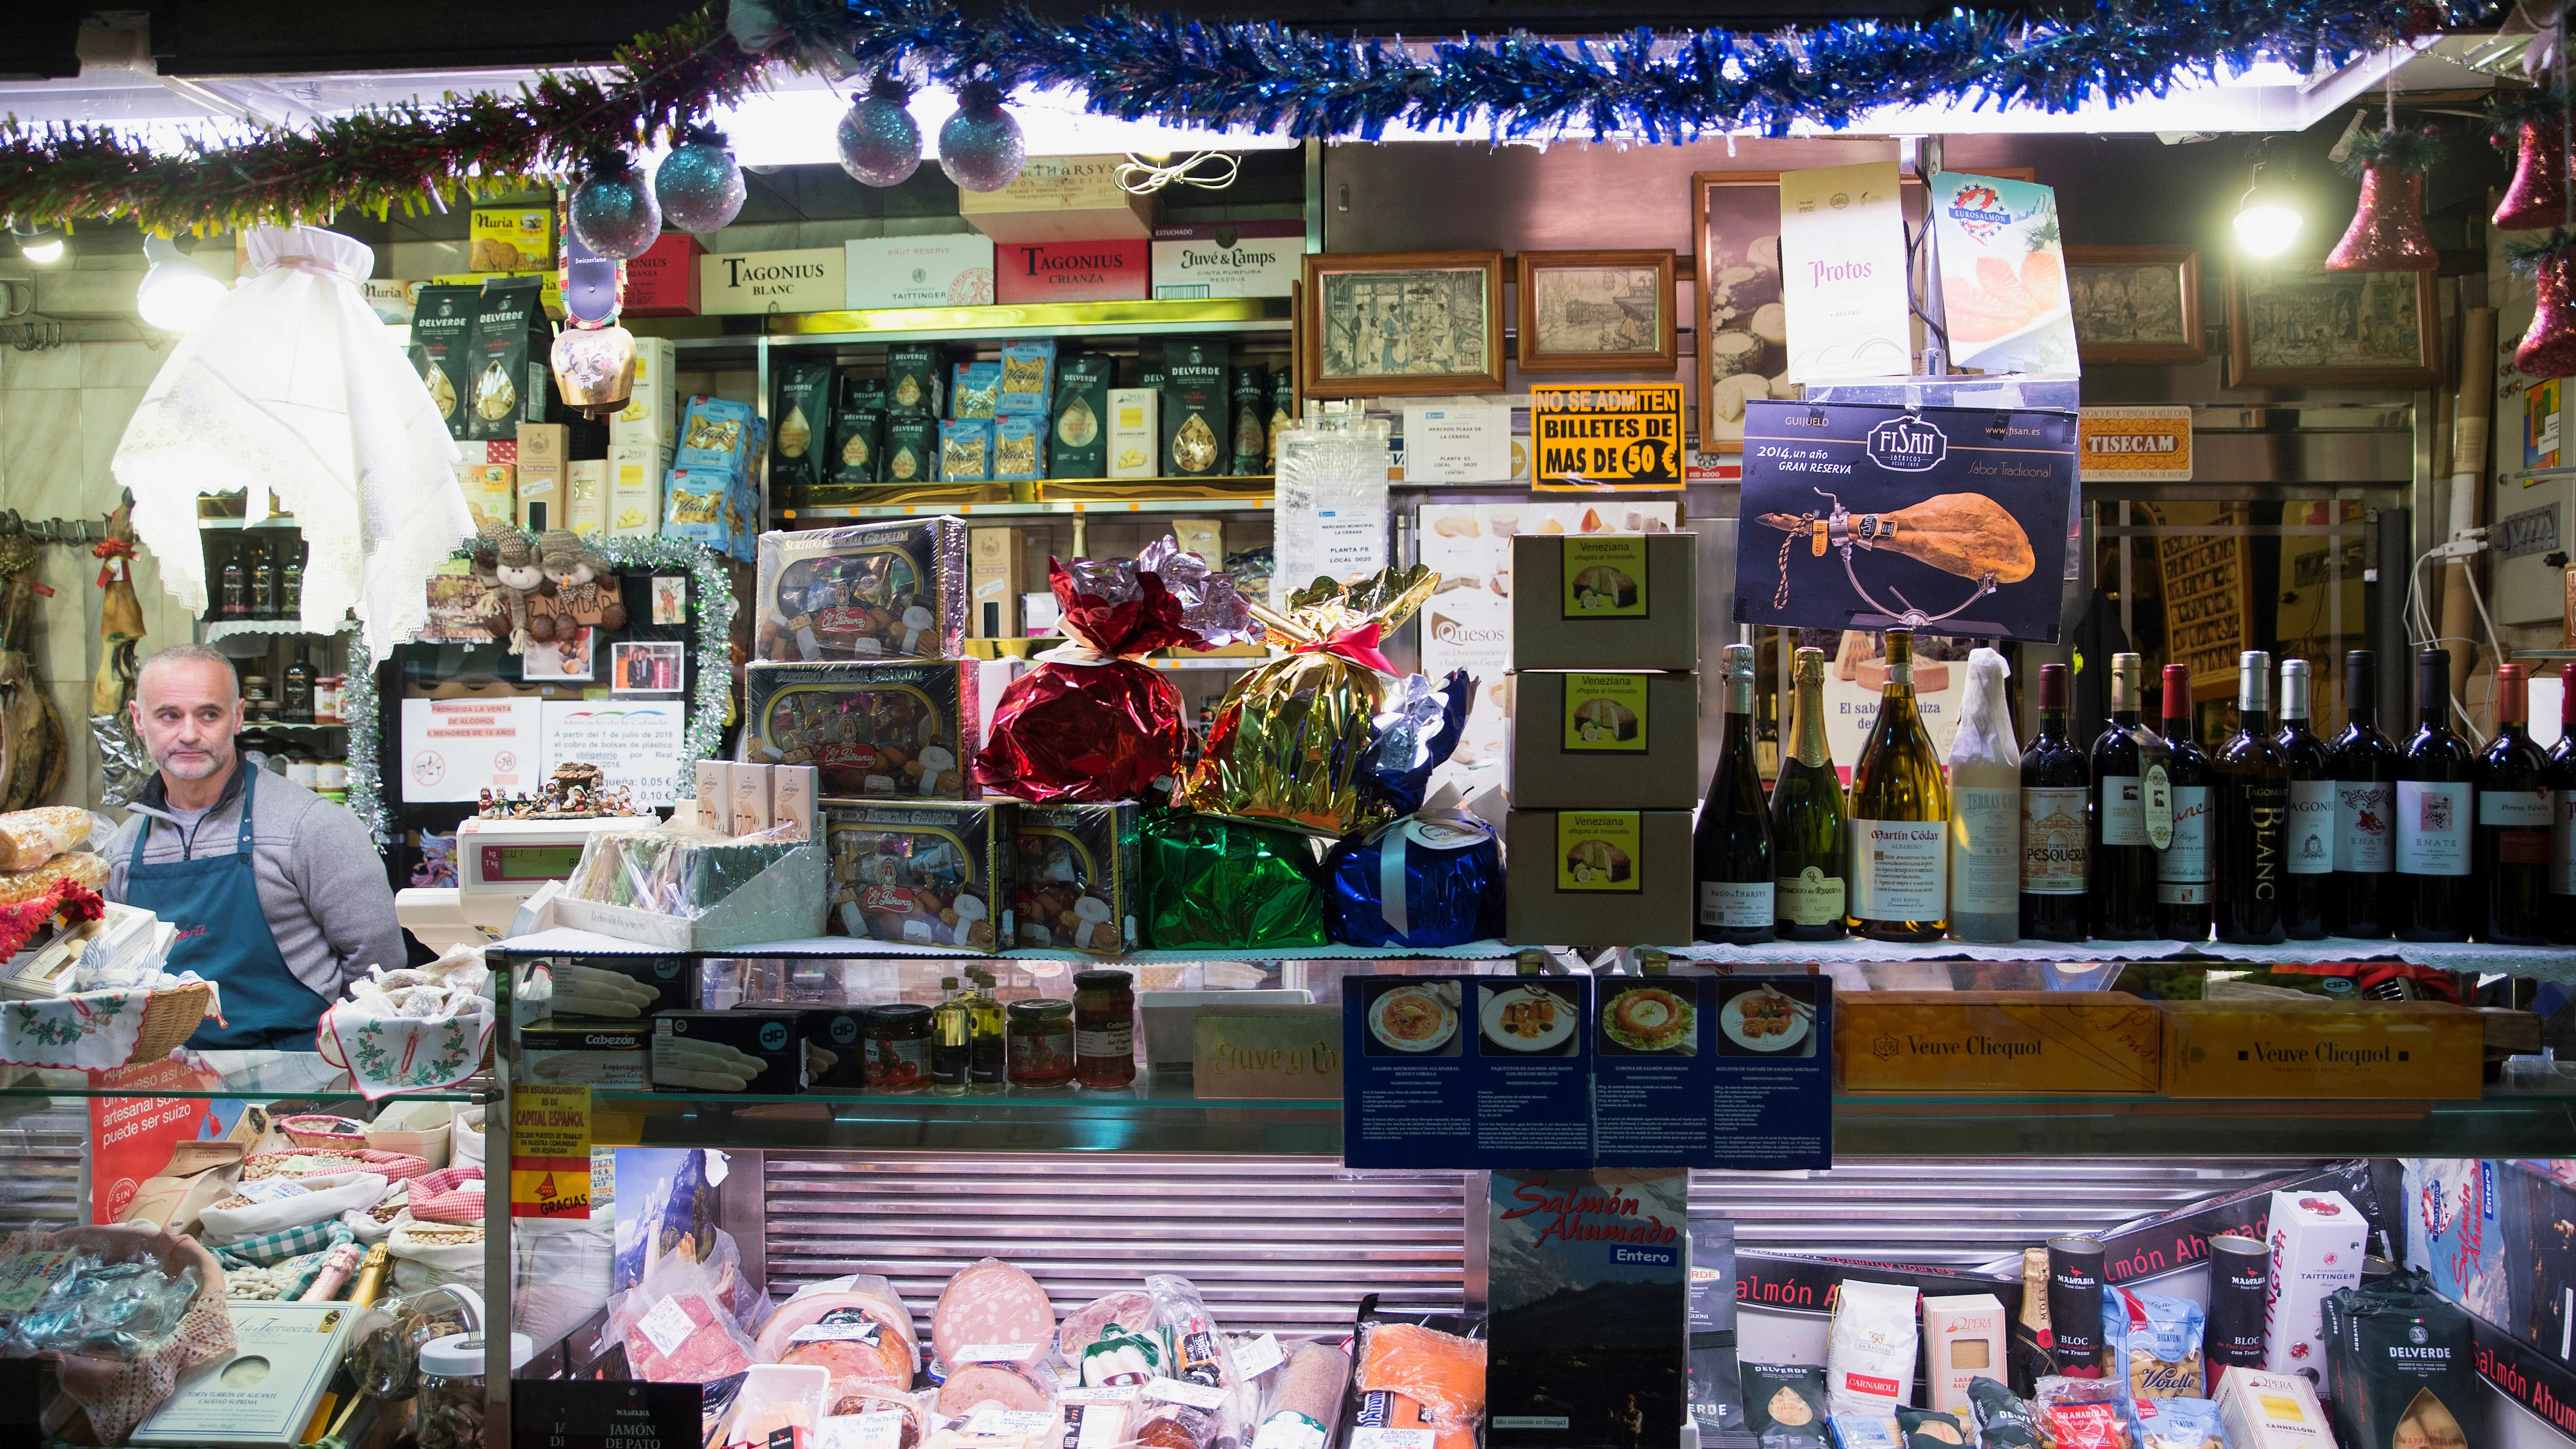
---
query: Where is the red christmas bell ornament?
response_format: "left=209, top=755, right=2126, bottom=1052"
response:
left=2328, top=163, right=2438, bottom=272
left=2516, top=242, right=2576, bottom=378
left=2495, top=119, right=2572, bottom=232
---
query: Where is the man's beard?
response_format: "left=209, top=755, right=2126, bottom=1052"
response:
left=154, top=743, right=231, bottom=781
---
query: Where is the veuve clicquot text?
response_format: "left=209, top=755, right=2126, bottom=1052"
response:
left=2396, top=647, right=2474, bottom=942
left=2475, top=662, right=2551, bottom=946
left=1695, top=643, right=1775, bottom=944
left=2328, top=650, right=2399, bottom=938
left=2020, top=662, right=2089, bottom=942
left=2089, top=652, right=2164, bottom=940
left=2157, top=663, right=2215, bottom=944
left=2275, top=657, right=2332, bottom=939
left=1770, top=646, right=1848, bottom=941
left=2214, top=650, right=2289, bottom=946
left=1847, top=629, right=1948, bottom=942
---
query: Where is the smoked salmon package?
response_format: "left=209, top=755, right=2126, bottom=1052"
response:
left=977, top=537, right=1263, bottom=804
left=1350, top=1299, right=1488, bottom=1449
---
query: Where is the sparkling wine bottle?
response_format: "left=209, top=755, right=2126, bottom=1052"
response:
left=1846, top=629, right=1948, bottom=942
left=2019, top=662, right=2089, bottom=943
left=2213, top=650, right=2288, bottom=946
left=1694, top=643, right=1775, bottom=945
left=1770, top=646, right=1848, bottom=942
left=2328, top=650, right=2399, bottom=939
left=2275, top=658, right=2332, bottom=940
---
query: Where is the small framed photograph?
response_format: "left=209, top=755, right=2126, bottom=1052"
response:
left=520, top=624, right=594, bottom=682
left=1301, top=250, right=1506, bottom=398
left=611, top=640, right=686, bottom=695
left=2065, top=245, right=2205, bottom=364
left=2226, top=263, right=2438, bottom=387
left=1515, top=249, right=1677, bottom=373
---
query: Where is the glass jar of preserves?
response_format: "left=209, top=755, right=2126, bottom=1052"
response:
left=1005, top=998, right=1076, bottom=1088
left=1072, top=969, right=1136, bottom=1090
left=863, top=1003, right=934, bottom=1093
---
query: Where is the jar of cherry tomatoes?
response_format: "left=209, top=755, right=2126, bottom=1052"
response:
left=863, top=1004, right=933, bottom=1093
left=1005, top=998, right=1076, bottom=1088
left=1072, top=970, right=1136, bottom=1089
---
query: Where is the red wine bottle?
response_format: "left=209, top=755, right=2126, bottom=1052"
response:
left=2019, top=662, right=2089, bottom=943
left=2395, top=647, right=2473, bottom=942
left=2475, top=662, right=2550, bottom=945
left=2213, top=650, right=2289, bottom=946
left=2274, top=657, right=2331, bottom=940
left=2156, top=664, right=2213, bottom=944
left=2328, top=650, right=2398, bottom=939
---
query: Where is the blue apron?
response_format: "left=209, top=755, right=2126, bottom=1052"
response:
left=127, top=767, right=331, bottom=1052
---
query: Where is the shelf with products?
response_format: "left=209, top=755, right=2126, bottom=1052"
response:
left=781, top=487, right=1276, bottom=522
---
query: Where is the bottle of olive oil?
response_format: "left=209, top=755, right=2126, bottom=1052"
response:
left=1846, top=630, right=1949, bottom=942
left=932, top=976, right=971, bottom=1096
left=964, top=967, right=1006, bottom=1084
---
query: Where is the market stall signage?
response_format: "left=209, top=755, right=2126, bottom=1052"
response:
left=1531, top=384, right=1684, bottom=490
left=697, top=247, right=845, bottom=315
left=2078, top=405, right=2193, bottom=481
left=510, top=1085, right=591, bottom=1219
left=1489, top=1169, right=1688, bottom=1447
left=513, top=1380, right=703, bottom=1449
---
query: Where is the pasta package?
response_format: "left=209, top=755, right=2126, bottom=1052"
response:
left=755, top=518, right=969, bottom=663
left=997, top=338, right=1056, bottom=416
left=0, top=808, right=93, bottom=874
left=746, top=660, right=980, bottom=799
left=1746, top=1364, right=1832, bottom=1449
left=941, top=418, right=993, bottom=482
left=2101, top=1287, right=2204, bottom=1399
left=2319, top=1269, right=2476, bottom=1449
left=823, top=800, right=1012, bottom=951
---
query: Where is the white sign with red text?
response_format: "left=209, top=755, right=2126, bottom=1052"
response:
left=1779, top=161, right=1913, bottom=382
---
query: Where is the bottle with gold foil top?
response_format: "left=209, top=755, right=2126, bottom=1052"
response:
left=1847, top=630, right=1949, bottom=941
left=1770, top=646, right=1847, bottom=940
left=2019, top=1245, right=2053, bottom=1353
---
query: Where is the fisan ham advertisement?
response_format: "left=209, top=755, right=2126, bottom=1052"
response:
left=1735, top=400, right=2075, bottom=643
left=1489, top=1169, right=1688, bottom=1449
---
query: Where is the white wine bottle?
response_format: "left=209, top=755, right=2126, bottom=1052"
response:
left=1946, top=646, right=2020, bottom=942
left=1847, top=629, right=1950, bottom=942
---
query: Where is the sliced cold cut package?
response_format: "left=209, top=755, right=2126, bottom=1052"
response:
left=932, top=1257, right=1057, bottom=1368
left=935, top=1359, right=1057, bottom=1417
left=759, top=1274, right=921, bottom=1393
left=1059, top=1290, right=1157, bottom=1364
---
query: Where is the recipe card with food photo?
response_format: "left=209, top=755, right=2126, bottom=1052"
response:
left=1343, top=975, right=1594, bottom=1170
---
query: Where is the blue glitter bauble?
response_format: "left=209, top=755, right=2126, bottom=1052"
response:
left=568, top=160, right=662, bottom=260
left=839, top=93, right=923, bottom=188
left=938, top=94, right=1025, bottom=193
left=655, top=133, right=745, bottom=233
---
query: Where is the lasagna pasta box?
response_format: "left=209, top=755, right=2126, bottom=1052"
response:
left=1833, top=992, right=2161, bottom=1094
left=1013, top=803, right=1141, bottom=955
left=823, top=799, right=1014, bottom=952
left=2155, top=1000, right=2483, bottom=1100
left=756, top=519, right=970, bottom=663
left=2263, top=1189, right=2364, bottom=1376
left=1506, top=670, right=1701, bottom=810
left=2213, top=1368, right=2333, bottom=1449
left=745, top=660, right=981, bottom=799
left=520, top=1023, right=650, bottom=1090
left=1510, top=532, right=1699, bottom=671
left=1921, top=1295, right=2007, bottom=1414
left=652, top=1009, right=807, bottom=1095
left=1503, top=809, right=1693, bottom=947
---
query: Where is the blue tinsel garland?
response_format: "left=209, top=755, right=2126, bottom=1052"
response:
left=752, top=0, right=2484, bottom=142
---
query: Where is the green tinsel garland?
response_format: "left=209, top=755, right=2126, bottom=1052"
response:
left=344, top=534, right=737, bottom=840
left=2341, top=123, right=2446, bottom=175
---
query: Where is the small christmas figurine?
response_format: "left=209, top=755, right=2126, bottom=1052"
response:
left=538, top=530, right=627, bottom=629
left=479, top=519, right=551, bottom=653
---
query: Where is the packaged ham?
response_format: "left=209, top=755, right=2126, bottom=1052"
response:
left=1134, top=1401, right=1219, bottom=1449
left=610, top=1252, right=758, bottom=1384
left=1355, top=1319, right=1486, bottom=1449
left=1059, top=1289, right=1156, bottom=1364
left=933, top=1258, right=1056, bottom=1370
left=759, top=1274, right=919, bottom=1393
left=724, top=1364, right=832, bottom=1449
left=936, top=1359, right=1057, bottom=1418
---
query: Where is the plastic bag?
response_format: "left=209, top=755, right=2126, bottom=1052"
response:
left=1353, top=1314, right=1486, bottom=1449
left=512, top=1217, right=615, bottom=1354
left=564, top=816, right=807, bottom=916
left=1944, top=647, right=2020, bottom=942
left=1149, top=1273, right=1253, bottom=1445
left=609, top=1248, right=758, bottom=1383
left=757, top=1272, right=918, bottom=1391
left=0, top=1224, right=235, bottom=1446
left=0, top=807, right=99, bottom=873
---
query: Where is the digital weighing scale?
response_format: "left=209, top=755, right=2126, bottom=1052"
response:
left=395, top=815, right=657, bottom=951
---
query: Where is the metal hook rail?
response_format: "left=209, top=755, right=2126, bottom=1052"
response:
left=0, top=510, right=117, bottom=545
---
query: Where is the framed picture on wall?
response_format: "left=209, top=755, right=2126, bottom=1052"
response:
left=1300, top=250, right=1506, bottom=397
left=1515, top=249, right=1678, bottom=372
left=2065, top=245, right=2204, bottom=364
left=2226, top=263, right=2438, bottom=387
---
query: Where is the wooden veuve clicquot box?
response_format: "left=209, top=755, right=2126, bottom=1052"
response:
left=2157, top=998, right=2484, bottom=1099
left=1834, top=991, right=2163, bottom=1094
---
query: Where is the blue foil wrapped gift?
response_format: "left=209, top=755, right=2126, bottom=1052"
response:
left=1322, top=670, right=1499, bottom=947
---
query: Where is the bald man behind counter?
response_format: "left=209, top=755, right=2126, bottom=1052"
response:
left=102, top=643, right=403, bottom=1051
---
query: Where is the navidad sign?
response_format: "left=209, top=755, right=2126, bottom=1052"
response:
left=1532, top=383, right=1684, bottom=491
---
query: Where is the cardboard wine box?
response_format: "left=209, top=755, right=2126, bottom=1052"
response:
left=970, top=527, right=1026, bottom=639
left=1506, top=670, right=1700, bottom=809
left=623, top=232, right=704, bottom=316
left=2261, top=1188, right=2365, bottom=1376
left=958, top=156, right=1156, bottom=242
left=2157, top=999, right=2484, bottom=1100
left=995, top=238, right=1150, bottom=303
left=845, top=234, right=997, bottom=308
left=1834, top=992, right=2163, bottom=1094
left=516, top=422, right=567, bottom=532
left=1511, top=532, right=1700, bottom=671
left=1503, top=808, right=1693, bottom=946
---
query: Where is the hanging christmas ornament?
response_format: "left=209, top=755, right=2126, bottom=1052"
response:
left=2493, top=94, right=2572, bottom=232
left=939, top=76, right=1026, bottom=193
left=656, top=123, right=746, bottom=234
left=2514, top=233, right=2576, bottom=377
left=552, top=227, right=635, bottom=418
left=839, top=73, right=923, bottom=187
left=567, top=151, right=662, bottom=260
left=2327, top=124, right=2441, bottom=272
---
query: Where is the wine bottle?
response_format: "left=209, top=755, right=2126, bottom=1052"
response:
left=1770, top=645, right=1848, bottom=941
left=1695, top=642, right=1776, bottom=945
left=2475, top=662, right=2551, bottom=946
left=2328, top=650, right=2399, bottom=938
left=2275, top=658, right=2332, bottom=940
left=281, top=535, right=305, bottom=619
left=2089, top=652, right=2164, bottom=940
left=255, top=537, right=283, bottom=619
left=2020, top=662, right=2089, bottom=942
left=2157, top=664, right=2215, bottom=944
left=2549, top=662, right=2576, bottom=945
left=2213, top=650, right=2289, bottom=946
left=2396, top=647, right=2474, bottom=942
left=283, top=641, right=315, bottom=724
left=1947, top=647, right=2020, bottom=943
left=220, top=539, right=248, bottom=619
left=1847, top=629, right=1949, bottom=942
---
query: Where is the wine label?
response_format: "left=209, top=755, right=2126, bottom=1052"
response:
left=1950, top=786, right=2019, bottom=914
left=2143, top=762, right=2173, bottom=849
left=1776, top=864, right=1847, bottom=925
left=1698, top=880, right=1772, bottom=928
left=2478, top=788, right=2553, bottom=827
left=1849, top=818, right=1947, bottom=919
left=2394, top=780, right=2471, bottom=876
left=2285, top=778, right=2334, bottom=875
left=2336, top=780, right=2393, bottom=872
left=1557, top=811, right=1642, bottom=892
left=1562, top=673, right=1649, bottom=752
left=2099, top=775, right=2149, bottom=847
left=2554, top=789, right=2576, bottom=895
left=2021, top=786, right=2088, bottom=893
left=1561, top=536, right=1648, bottom=618
left=2155, top=785, right=2212, bottom=904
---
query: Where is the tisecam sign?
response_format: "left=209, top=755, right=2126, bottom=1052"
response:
left=1532, top=383, right=1685, bottom=491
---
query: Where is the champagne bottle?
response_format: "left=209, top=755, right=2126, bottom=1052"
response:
left=1695, top=643, right=1775, bottom=945
left=2020, top=662, right=2089, bottom=942
left=2213, top=650, right=2289, bottom=945
left=2275, top=658, right=2332, bottom=940
left=2475, top=662, right=2551, bottom=946
left=1946, top=647, right=2020, bottom=943
left=2157, top=664, right=2215, bottom=943
left=1847, top=629, right=1948, bottom=942
left=2328, top=650, right=2399, bottom=938
left=1770, top=646, right=1848, bottom=941
left=2549, top=662, right=2576, bottom=945
left=2396, top=647, right=2474, bottom=942
left=2089, top=653, right=2164, bottom=939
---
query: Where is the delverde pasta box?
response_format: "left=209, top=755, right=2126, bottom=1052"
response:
left=2154, top=999, right=2482, bottom=1100
left=1832, top=992, right=2161, bottom=1094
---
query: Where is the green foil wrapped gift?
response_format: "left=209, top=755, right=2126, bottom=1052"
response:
left=1141, top=809, right=1328, bottom=949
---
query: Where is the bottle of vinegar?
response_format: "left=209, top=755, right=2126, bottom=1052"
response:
left=1847, top=630, right=1949, bottom=942
left=1694, top=642, right=1775, bottom=945
left=1946, top=647, right=2020, bottom=943
left=1770, top=646, right=1848, bottom=941
left=2019, top=662, right=2089, bottom=942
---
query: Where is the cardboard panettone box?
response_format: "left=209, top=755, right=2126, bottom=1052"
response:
left=1506, top=670, right=1700, bottom=809
left=1510, top=532, right=1699, bottom=671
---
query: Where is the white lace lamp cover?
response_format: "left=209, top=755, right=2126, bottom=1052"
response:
left=112, top=225, right=472, bottom=654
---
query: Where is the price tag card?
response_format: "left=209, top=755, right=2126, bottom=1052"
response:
left=512, top=1379, right=701, bottom=1449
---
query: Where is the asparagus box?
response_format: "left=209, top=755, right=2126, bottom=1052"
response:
left=2156, top=1000, right=2483, bottom=1100
left=1511, top=532, right=1700, bottom=671
left=1503, top=809, right=1693, bottom=947
left=520, top=1023, right=650, bottom=1090
left=652, top=1009, right=807, bottom=1094
left=1505, top=670, right=1701, bottom=809
left=1834, top=992, right=2162, bottom=1094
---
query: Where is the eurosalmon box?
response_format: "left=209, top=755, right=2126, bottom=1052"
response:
left=1510, top=532, right=1700, bottom=671
left=1833, top=992, right=2162, bottom=1094
left=1503, top=809, right=1693, bottom=947
left=1505, top=670, right=1700, bottom=809
left=2156, top=1000, right=2483, bottom=1100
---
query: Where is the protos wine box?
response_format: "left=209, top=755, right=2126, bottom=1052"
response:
left=1833, top=992, right=2162, bottom=1094
left=1506, top=670, right=1700, bottom=809
left=1503, top=809, right=1692, bottom=947
left=2156, top=1000, right=2484, bottom=1100
left=1511, top=532, right=1700, bottom=671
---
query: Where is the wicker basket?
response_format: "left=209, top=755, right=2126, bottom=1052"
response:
left=126, top=981, right=214, bottom=1065
left=279, top=1114, right=369, bottom=1149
